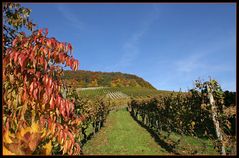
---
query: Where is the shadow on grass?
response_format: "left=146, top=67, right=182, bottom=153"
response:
left=80, top=132, right=95, bottom=155
left=130, top=113, right=180, bottom=155
left=81, top=132, right=94, bottom=147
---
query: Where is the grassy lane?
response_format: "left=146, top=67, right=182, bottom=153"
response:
left=82, top=108, right=170, bottom=155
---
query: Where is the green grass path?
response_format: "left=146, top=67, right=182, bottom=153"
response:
left=82, top=108, right=170, bottom=155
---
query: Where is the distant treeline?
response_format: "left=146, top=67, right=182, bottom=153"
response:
left=62, top=70, right=156, bottom=89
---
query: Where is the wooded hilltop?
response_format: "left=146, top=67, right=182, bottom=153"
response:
left=62, top=70, right=156, bottom=89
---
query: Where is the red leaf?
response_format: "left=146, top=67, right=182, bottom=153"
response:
left=59, top=129, right=63, bottom=143
left=65, top=57, right=70, bottom=66
left=51, top=38, right=56, bottom=48
left=43, top=48, right=48, bottom=56
left=42, top=75, right=46, bottom=85
left=39, top=57, right=44, bottom=64
left=63, top=130, right=67, bottom=142
left=9, top=51, right=15, bottom=60
left=67, top=140, right=73, bottom=153
left=12, top=38, right=18, bottom=46
left=65, top=101, right=70, bottom=118
left=48, top=77, right=52, bottom=88
left=36, top=72, right=41, bottom=79
left=43, top=61, right=47, bottom=71
left=56, top=95, right=61, bottom=107
left=30, top=82, right=34, bottom=96
left=68, top=132, right=74, bottom=143
left=47, top=86, right=52, bottom=96
left=68, top=43, right=72, bottom=53
left=47, top=40, right=51, bottom=48
left=45, top=75, right=49, bottom=86
left=45, top=28, right=48, bottom=36
left=22, top=90, right=27, bottom=102
left=33, top=88, right=38, bottom=100
left=38, top=29, right=43, bottom=35
left=34, top=35, right=37, bottom=42
left=34, top=80, right=38, bottom=88
left=28, top=69, right=35, bottom=74
left=73, top=143, right=80, bottom=155
left=60, top=100, right=65, bottom=117
left=69, top=59, right=74, bottom=69
left=43, top=93, right=49, bottom=104
left=40, top=116, right=46, bottom=126
left=18, top=54, right=27, bottom=68
left=49, top=96, right=54, bottom=109
left=59, top=43, right=64, bottom=50
left=59, top=53, right=65, bottom=63
left=73, top=60, right=79, bottom=71
left=48, top=50, right=51, bottom=58
left=51, top=122, right=56, bottom=136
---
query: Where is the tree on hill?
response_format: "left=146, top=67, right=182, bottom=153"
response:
left=62, top=70, right=156, bottom=89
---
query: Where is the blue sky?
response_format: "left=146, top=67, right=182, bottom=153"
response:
left=21, top=3, right=236, bottom=91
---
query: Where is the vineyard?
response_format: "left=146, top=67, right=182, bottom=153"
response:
left=79, top=85, right=236, bottom=155
left=128, top=89, right=236, bottom=155
left=2, top=2, right=236, bottom=156
left=75, top=87, right=130, bottom=99
left=74, top=86, right=170, bottom=99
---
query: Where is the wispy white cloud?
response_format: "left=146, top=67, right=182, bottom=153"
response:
left=175, top=54, right=234, bottom=79
left=174, top=34, right=235, bottom=74
left=56, top=4, right=85, bottom=30
left=175, top=53, right=203, bottom=73
left=154, top=33, right=235, bottom=91
left=109, top=6, right=160, bottom=71
left=117, top=29, right=144, bottom=68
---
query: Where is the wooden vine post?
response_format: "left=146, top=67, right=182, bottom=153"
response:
left=206, top=84, right=226, bottom=155
left=195, top=79, right=226, bottom=155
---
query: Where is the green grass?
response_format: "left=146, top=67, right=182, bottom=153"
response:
left=82, top=108, right=170, bottom=155
left=112, top=87, right=159, bottom=98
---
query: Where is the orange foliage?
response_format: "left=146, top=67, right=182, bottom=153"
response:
left=3, top=29, right=82, bottom=155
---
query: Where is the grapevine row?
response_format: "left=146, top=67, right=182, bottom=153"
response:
left=128, top=88, right=236, bottom=155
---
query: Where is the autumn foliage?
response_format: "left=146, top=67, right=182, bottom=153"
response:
left=3, top=28, right=81, bottom=155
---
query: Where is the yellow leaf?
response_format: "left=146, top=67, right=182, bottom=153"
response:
left=41, top=129, right=47, bottom=139
left=3, top=131, right=14, bottom=144
left=3, top=146, right=15, bottom=155
left=191, top=121, right=195, bottom=127
left=43, top=141, right=52, bottom=155
left=31, top=110, right=36, bottom=123
left=60, top=138, right=64, bottom=145
left=62, top=140, right=68, bottom=155
left=17, top=127, right=31, bottom=140
left=41, top=104, right=46, bottom=110
left=31, top=121, right=39, bottom=133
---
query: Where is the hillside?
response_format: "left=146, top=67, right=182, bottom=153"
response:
left=62, top=70, right=156, bottom=89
